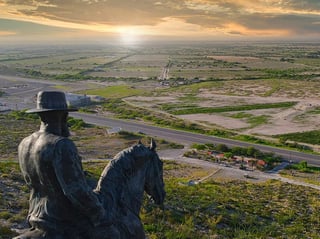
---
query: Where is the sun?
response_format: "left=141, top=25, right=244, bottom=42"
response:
left=118, top=27, right=141, bottom=45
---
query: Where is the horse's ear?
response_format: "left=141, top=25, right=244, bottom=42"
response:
left=150, top=138, right=156, bottom=151
left=138, top=139, right=143, bottom=145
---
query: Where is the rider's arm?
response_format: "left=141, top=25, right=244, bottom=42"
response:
left=53, top=138, right=105, bottom=226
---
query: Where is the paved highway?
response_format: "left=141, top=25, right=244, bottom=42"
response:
left=71, top=112, right=320, bottom=166
left=1, top=74, right=320, bottom=166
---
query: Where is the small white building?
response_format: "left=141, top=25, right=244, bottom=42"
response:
left=65, top=93, right=91, bottom=107
left=88, top=95, right=105, bottom=103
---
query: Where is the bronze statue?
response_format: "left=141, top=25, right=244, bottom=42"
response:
left=15, top=91, right=108, bottom=239
left=95, top=140, right=166, bottom=238
left=15, top=91, right=165, bottom=239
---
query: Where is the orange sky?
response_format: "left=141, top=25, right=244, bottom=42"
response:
left=0, top=0, right=320, bottom=44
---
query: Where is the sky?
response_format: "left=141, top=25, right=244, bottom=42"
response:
left=0, top=0, right=320, bottom=44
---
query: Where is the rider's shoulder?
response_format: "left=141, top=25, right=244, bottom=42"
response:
left=54, top=136, right=76, bottom=148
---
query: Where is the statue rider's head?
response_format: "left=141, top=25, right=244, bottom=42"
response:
left=26, top=91, right=77, bottom=137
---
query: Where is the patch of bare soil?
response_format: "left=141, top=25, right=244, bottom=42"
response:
left=126, top=91, right=320, bottom=136
left=178, top=113, right=249, bottom=129
left=244, top=99, right=320, bottom=135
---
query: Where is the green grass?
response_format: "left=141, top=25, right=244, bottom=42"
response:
left=280, top=161, right=320, bottom=186
left=1, top=159, right=320, bottom=239
left=164, top=81, right=223, bottom=94
left=100, top=99, right=311, bottom=152
left=164, top=102, right=297, bottom=115
left=1, top=143, right=320, bottom=239
left=142, top=178, right=320, bottom=238
left=247, top=115, right=270, bottom=127
left=79, top=85, right=144, bottom=98
left=262, top=79, right=282, bottom=97
left=0, top=112, right=39, bottom=160
left=307, top=107, right=320, bottom=114
left=295, top=58, right=320, bottom=67
left=178, top=93, right=201, bottom=103
left=277, top=130, right=320, bottom=145
left=229, top=113, right=270, bottom=128
left=229, top=112, right=253, bottom=119
left=0, top=112, right=92, bottom=160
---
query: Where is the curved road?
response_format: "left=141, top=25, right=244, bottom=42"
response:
left=71, top=112, right=320, bottom=166
left=1, top=74, right=319, bottom=166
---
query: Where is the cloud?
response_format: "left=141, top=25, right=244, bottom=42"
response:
left=0, top=18, right=75, bottom=34
left=0, top=30, right=16, bottom=36
left=0, top=0, right=320, bottom=39
left=3, top=0, right=173, bottom=25
left=181, top=1, right=320, bottom=37
left=286, top=0, right=320, bottom=11
left=222, top=22, right=292, bottom=37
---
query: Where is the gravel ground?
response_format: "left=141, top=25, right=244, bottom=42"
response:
left=158, top=148, right=320, bottom=190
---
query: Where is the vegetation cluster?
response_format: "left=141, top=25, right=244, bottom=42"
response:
left=1, top=160, right=320, bottom=239
left=0, top=114, right=320, bottom=238
left=1, top=42, right=320, bottom=238
left=280, top=161, right=320, bottom=186
left=277, top=130, right=320, bottom=145
left=100, top=99, right=314, bottom=154
left=187, top=143, right=281, bottom=170
left=2, top=43, right=320, bottom=152
left=162, top=102, right=297, bottom=115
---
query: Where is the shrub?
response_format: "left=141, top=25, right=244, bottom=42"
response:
left=67, top=117, right=88, bottom=130
left=0, top=225, right=17, bottom=238
left=191, top=144, right=207, bottom=150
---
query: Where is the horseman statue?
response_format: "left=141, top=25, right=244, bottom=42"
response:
left=15, top=91, right=165, bottom=239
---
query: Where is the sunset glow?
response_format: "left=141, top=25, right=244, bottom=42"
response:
left=117, top=27, right=143, bottom=45
left=0, top=0, right=319, bottom=43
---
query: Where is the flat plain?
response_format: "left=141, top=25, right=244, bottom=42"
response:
left=1, top=42, right=320, bottom=238
left=1, top=42, right=320, bottom=145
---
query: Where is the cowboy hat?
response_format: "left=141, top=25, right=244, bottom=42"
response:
left=26, top=91, right=77, bottom=113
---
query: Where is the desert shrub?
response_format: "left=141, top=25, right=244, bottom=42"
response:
left=0, top=225, right=18, bottom=238
left=67, top=117, right=88, bottom=130
left=8, top=110, right=39, bottom=120
left=277, top=130, right=320, bottom=145
left=191, top=143, right=207, bottom=150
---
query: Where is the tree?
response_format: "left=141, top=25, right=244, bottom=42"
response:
left=216, top=144, right=229, bottom=152
left=246, top=146, right=257, bottom=157
left=298, top=161, right=308, bottom=170
left=224, top=152, right=233, bottom=160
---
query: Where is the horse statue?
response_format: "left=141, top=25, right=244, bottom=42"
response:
left=94, top=139, right=166, bottom=239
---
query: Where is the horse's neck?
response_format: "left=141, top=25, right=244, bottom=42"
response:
left=98, top=161, right=147, bottom=216
left=122, top=167, right=146, bottom=214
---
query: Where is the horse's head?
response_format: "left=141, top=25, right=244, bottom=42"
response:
left=94, top=139, right=165, bottom=238
left=143, top=139, right=165, bottom=206
left=96, top=139, right=165, bottom=210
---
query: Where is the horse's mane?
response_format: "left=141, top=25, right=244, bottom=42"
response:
left=113, top=143, right=150, bottom=168
left=115, top=143, right=149, bottom=162
left=98, top=143, right=151, bottom=190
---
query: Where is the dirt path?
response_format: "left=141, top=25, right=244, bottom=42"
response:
left=158, top=149, right=320, bottom=190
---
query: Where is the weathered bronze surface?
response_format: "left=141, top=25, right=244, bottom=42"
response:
left=95, top=139, right=165, bottom=238
left=15, top=91, right=165, bottom=239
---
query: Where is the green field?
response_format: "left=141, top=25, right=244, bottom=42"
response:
left=1, top=42, right=320, bottom=159
left=162, top=102, right=297, bottom=115
left=1, top=160, right=320, bottom=239
left=1, top=113, right=320, bottom=238
left=79, top=85, right=145, bottom=98
left=1, top=42, right=319, bottom=82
